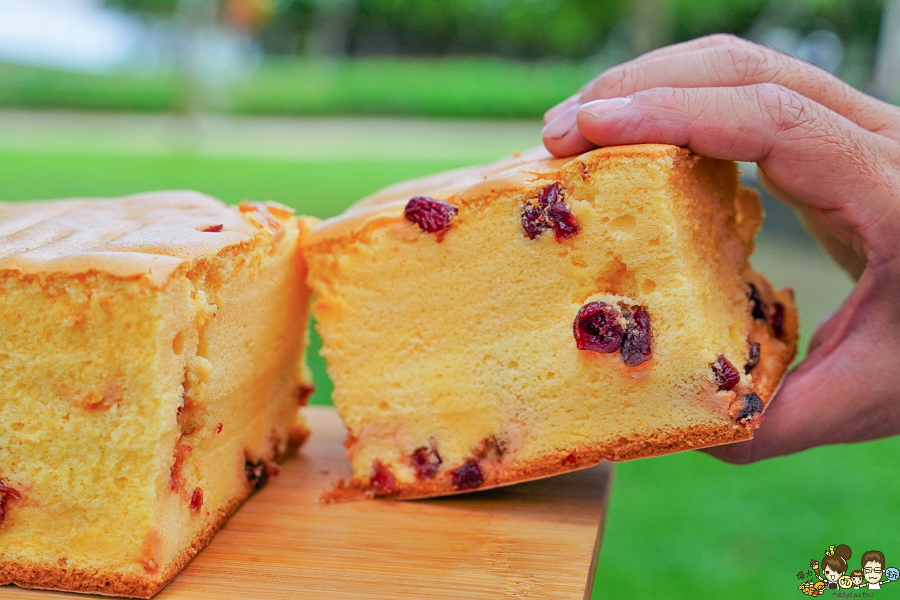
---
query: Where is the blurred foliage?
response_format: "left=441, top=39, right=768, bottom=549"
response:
left=108, top=0, right=886, bottom=60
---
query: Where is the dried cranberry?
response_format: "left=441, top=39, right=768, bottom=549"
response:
left=404, top=196, right=458, bottom=240
left=546, top=197, right=580, bottom=240
left=369, top=460, right=396, bottom=496
left=747, top=284, right=768, bottom=321
left=412, top=444, right=442, bottom=480
left=564, top=451, right=577, bottom=465
left=245, top=459, right=278, bottom=491
left=451, top=460, right=484, bottom=491
left=711, top=355, right=741, bottom=391
left=574, top=302, right=624, bottom=353
left=216, top=422, right=223, bottom=434
left=190, top=487, right=203, bottom=513
left=0, top=482, right=21, bottom=526
left=771, top=302, right=786, bottom=340
left=621, top=306, right=653, bottom=367
left=296, top=384, right=315, bottom=407
left=200, top=224, right=223, bottom=232
left=745, top=342, right=760, bottom=373
left=521, top=204, right=551, bottom=239
left=521, top=183, right=579, bottom=241
left=537, top=182, right=562, bottom=208
left=736, top=392, right=764, bottom=422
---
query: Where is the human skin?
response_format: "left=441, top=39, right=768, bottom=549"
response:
left=541, top=34, right=900, bottom=463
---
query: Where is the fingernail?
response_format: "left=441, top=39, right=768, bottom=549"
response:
left=580, top=97, right=631, bottom=116
left=541, top=103, right=579, bottom=139
left=544, top=96, right=579, bottom=124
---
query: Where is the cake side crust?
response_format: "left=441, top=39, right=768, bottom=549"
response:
left=0, top=491, right=246, bottom=599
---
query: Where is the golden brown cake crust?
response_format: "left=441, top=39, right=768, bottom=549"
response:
left=0, top=191, right=257, bottom=287
left=0, top=492, right=245, bottom=598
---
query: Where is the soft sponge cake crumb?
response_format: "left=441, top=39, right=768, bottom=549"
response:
left=0, top=192, right=314, bottom=597
left=304, top=145, right=797, bottom=501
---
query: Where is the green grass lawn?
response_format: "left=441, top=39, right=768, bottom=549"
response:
left=2, top=150, right=896, bottom=599
left=0, top=57, right=600, bottom=118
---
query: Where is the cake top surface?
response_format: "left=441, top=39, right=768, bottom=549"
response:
left=0, top=191, right=258, bottom=286
left=307, top=143, right=687, bottom=245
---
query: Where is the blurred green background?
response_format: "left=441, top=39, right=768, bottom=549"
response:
left=1, top=0, right=898, bottom=598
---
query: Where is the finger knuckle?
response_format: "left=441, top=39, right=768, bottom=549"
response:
left=588, top=66, right=631, bottom=99
left=720, top=43, right=782, bottom=83
left=701, top=33, right=745, bottom=48
left=755, top=83, right=813, bottom=133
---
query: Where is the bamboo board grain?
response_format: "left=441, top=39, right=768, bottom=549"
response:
left=1, top=407, right=612, bottom=600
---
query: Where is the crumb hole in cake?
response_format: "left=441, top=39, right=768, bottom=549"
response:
left=507, top=360, right=518, bottom=369
left=640, top=279, right=656, bottom=295
left=609, top=214, right=636, bottom=233
left=172, top=331, right=185, bottom=355
left=648, top=238, right=660, bottom=246
left=11, top=422, right=23, bottom=431
left=590, top=257, right=638, bottom=299
left=600, top=216, right=610, bottom=224
left=57, top=557, right=67, bottom=567
left=378, top=400, right=390, bottom=411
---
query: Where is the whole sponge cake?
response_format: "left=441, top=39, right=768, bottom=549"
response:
left=304, top=144, right=797, bottom=501
left=0, top=192, right=314, bottom=597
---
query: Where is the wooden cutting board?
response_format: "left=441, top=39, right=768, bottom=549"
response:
left=1, top=407, right=612, bottom=600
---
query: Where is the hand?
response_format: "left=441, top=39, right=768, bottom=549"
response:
left=542, top=35, right=900, bottom=463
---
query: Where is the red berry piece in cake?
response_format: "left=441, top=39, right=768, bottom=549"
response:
left=521, top=204, right=551, bottom=239
left=0, top=481, right=22, bottom=526
left=564, top=451, right=577, bottom=465
left=736, top=392, right=764, bottom=423
left=747, top=283, right=768, bottom=321
left=621, top=306, right=653, bottom=367
left=369, top=460, right=397, bottom=496
left=295, top=384, right=315, bottom=406
left=521, top=183, right=579, bottom=240
left=169, top=443, right=193, bottom=492
left=574, top=301, right=625, bottom=353
left=189, top=487, right=203, bottom=513
left=411, top=444, right=442, bottom=480
left=404, top=196, right=458, bottom=241
left=199, top=224, right=223, bottom=232
left=771, top=302, right=786, bottom=340
left=451, top=460, right=484, bottom=491
left=245, top=458, right=279, bottom=491
left=745, top=342, right=760, bottom=373
left=711, top=355, right=741, bottom=391
left=537, top=181, right=561, bottom=208
left=545, top=196, right=580, bottom=240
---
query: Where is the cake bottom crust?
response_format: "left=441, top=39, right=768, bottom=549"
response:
left=0, top=491, right=247, bottom=599
left=321, top=421, right=755, bottom=503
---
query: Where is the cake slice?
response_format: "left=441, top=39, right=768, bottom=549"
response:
left=303, top=144, right=798, bottom=501
left=0, top=192, right=314, bottom=597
